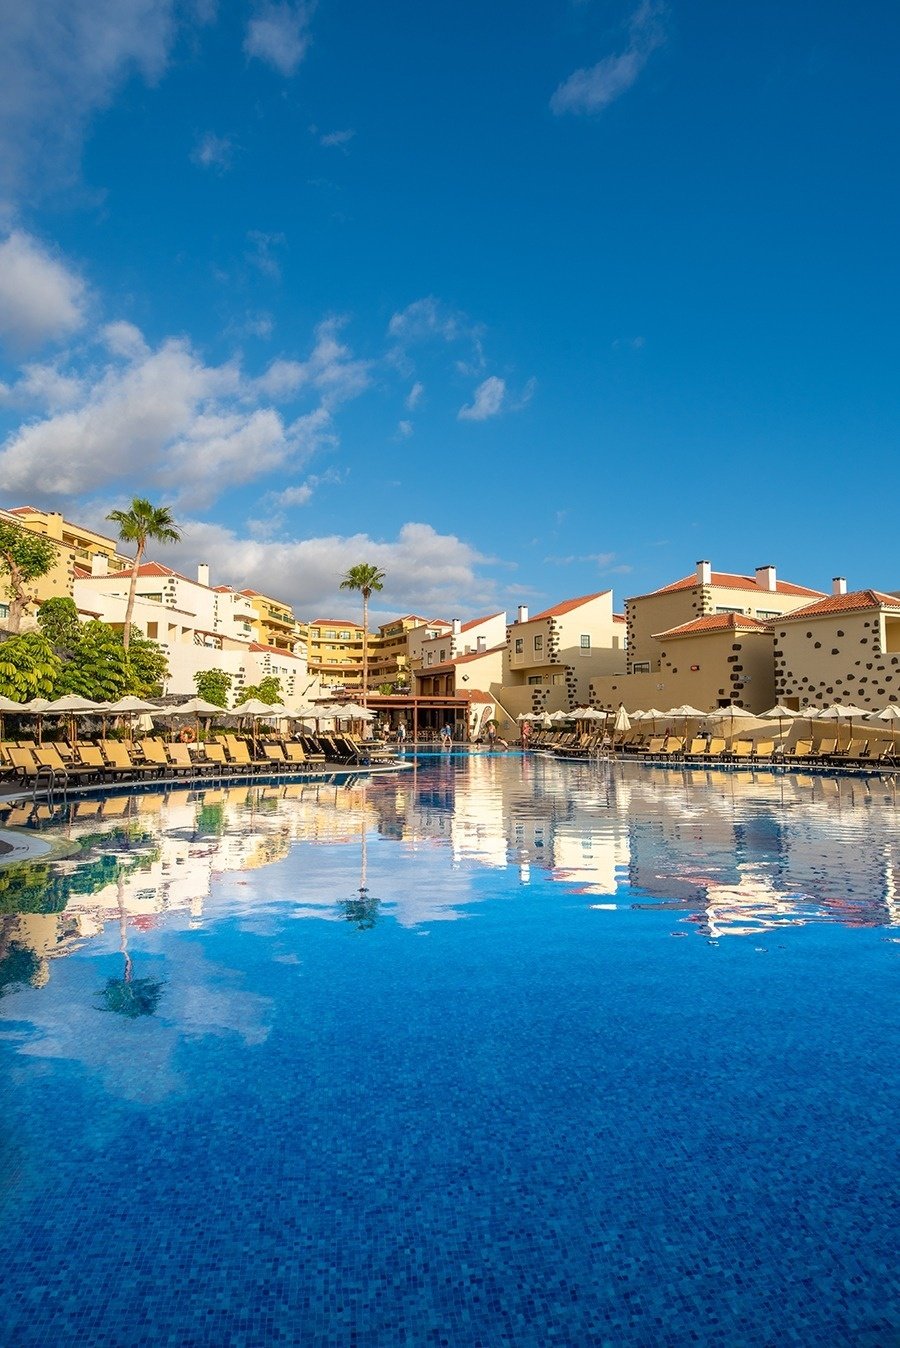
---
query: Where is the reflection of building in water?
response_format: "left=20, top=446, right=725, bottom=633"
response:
left=1, top=758, right=898, bottom=993
left=624, top=765, right=900, bottom=935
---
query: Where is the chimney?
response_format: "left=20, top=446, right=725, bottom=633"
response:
left=197, top=563, right=210, bottom=587
left=476, top=635, right=486, bottom=653
left=755, top=565, right=777, bottom=593
left=696, top=560, right=711, bottom=586
left=91, top=553, right=108, bottom=577
left=451, top=618, right=461, bottom=636
left=832, top=576, right=847, bottom=596
left=517, top=604, right=529, bottom=624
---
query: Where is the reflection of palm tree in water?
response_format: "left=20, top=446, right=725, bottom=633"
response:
left=339, top=807, right=379, bottom=931
left=97, top=875, right=164, bottom=1018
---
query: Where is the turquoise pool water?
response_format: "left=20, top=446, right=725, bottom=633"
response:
left=0, top=755, right=897, bottom=1345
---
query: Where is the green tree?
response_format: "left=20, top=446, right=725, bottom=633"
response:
left=126, top=632, right=168, bottom=697
left=339, top=562, right=385, bottom=704
left=0, top=521, right=57, bottom=633
left=194, top=668, right=233, bottom=707
left=0, top=631, right=61, bottom=701
left=37, top=596, right=81, bottom=656
left=57, top=621, right=129, bottom=700
left=234, top=674, right=282, bottom=706
left=106, top=498, right=181, bottom=651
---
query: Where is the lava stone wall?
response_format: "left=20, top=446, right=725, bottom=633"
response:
left=775, top=610, right=900, bottom=708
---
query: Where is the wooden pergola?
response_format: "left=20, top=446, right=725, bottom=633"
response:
left=361, top=693, right=486, bottom=742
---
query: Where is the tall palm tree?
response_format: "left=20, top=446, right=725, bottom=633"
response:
left=107, top=499, right=181, bottom=651
left=339, top=562, right=385, bottom=704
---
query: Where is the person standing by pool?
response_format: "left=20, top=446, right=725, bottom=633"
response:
left=440, top=724, right=453, bottom=749
left=521, top=720, right=532, bottom=750
left=396, top=721, right=407, bottom=745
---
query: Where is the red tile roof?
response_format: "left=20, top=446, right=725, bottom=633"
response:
left=249, top=641, right=304, bottom=657
left=8, top=506, right=40, bottom=514
left=311, top=618, right=363, bottom=629
left=460, top=611, right=504, bottom=632
left=613, top=612, right=626, bottom=624
left=654, top=613, right=771, bottom=640
left=527, top=591, right=610, bottom=622
left=773, top=590, right=900, bottom=622
left=633, top=572, right=824, bottom=601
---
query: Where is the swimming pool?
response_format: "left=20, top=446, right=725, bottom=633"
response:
left=0, top=756, right=897, bottom=1345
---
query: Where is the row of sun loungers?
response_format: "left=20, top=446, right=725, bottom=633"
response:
left=528, top=728, right=898, bottom=768
left=1, top=732, right=400, bottom=792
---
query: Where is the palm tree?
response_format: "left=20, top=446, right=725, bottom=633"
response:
left=107, top=499, right=181, bottom=651
left=339, top=563, right=385, bottom=704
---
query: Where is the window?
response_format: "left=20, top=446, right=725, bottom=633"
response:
left=146, top=622, right=158, bottom=639
left=756, top=610, right=780, bottom=620
left=326, top=629, right=336, bottom=640
left=534, top=634, right=543, bottom=653
left=527, top=675, right=543, bottom=685
left=579, top=634, right=591, bottom=652
left=514, top=637, right=524, bottom=654
left=715, top=606, right=745, bottom=615
left=0, top=602, right=8, bottom=620
left=633, top=661, right=651, bottom=673
left=426, top=651, right=433, bottom=666
left=439, top=648, right=447, bottom=661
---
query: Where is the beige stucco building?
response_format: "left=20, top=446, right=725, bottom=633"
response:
left=772, top=581, right=900, bottom=709
left=0, top=505, right=132, bottom=629
left=500, top=591, right=625, bottom=721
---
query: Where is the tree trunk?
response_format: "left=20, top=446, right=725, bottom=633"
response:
left=5, top=559, right=28, bottom=634
left=122, top=540, right=143, bottom=652
left=361, top=591, right=369, bottom=706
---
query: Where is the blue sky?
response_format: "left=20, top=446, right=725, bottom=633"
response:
left=0, top=1, right=897, bottom=621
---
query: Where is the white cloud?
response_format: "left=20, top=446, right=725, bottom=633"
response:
left=0, top=231, right=87, bottom=351
left=256, top=318, right=372, bottom=408
left=0, top=0, right=178, bottom=196
left=458, top=375, right=506, bottom=422
left=0, top=312, right=373, bottom=508
left=388, top=296, right=474, bottom=346
left=406, top=380, right=424, bottom=410
left=246, top=230, right=285, bottom=280
left=319, top=128, right=354, bottom=148
left=551, top=1, right=667, bottom=115
left=244, top=2, right=314, bottom=76
left=165, top=519, right=497, bottom=619
left=192, top=131, right=233, bottom=171
left=398, top=420, right=413, bottom=438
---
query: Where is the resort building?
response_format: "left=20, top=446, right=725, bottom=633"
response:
left=406, top=619, right=452, bottom=673
left=591, top=613, right=776, bottom=714
left=306, top=619, right=366, bottom=691
left=623, top=562, right=825, bottom=674
left=590, top=561, right=826, bottom=713
left=239, top=588, right=307, bottom=656
left=418, top=612, right=507, bottom=672
left=366, top=614, right=432, bottom=690
left=72, top=561, right=316, bottom=705
left=413, top=641, right=505, bottom=701
left=500, top=592, right=626, bottom=721
left=772, top=580, right=900, bottom=709
left=0, top=505, right=133, bottom=627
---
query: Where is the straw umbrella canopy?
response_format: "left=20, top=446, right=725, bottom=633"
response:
left=164, top=696, right=224, bottom=741
left=706, top=703, right=757, bottom=743
left=45, top=693, right=110, bottom=743
left=758, top=703, right=802, bottom=746
left=873, top=704, right=900, bottom=721
left=641, top=708, right=665, bottom=732
left=818, top=702, right=869, bottom=741
left=549, top=709, right=572, bottom=722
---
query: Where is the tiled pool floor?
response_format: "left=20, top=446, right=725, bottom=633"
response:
left=0, top=757, right=897, bottom=1345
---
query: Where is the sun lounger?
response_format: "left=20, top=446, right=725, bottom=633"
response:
left=102, top=740, right=158, bottom=779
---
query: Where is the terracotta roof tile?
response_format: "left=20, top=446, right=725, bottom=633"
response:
left=527, top=591, right=610, bottom=622
left=423, top=642, right=506, bottom=672
left=632, top=571, right=824, bottom=601
left=653, top=613, right=771, bottom=640
left=773, top=589, right=900, bottom=622
left=460, top=610, right=504, bottom=632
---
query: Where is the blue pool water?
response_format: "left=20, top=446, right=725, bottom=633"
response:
left=0, top=756, right=897, bottom=1346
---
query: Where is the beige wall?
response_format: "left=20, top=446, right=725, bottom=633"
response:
left=505, top=593, right=625, bottom=705
left=591, top=629, right=775, bottom=713
left=775, top=608, right=900, bottom=710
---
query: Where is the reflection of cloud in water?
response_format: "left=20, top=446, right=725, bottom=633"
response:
left=8, top=933, right=271, bottom=1104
